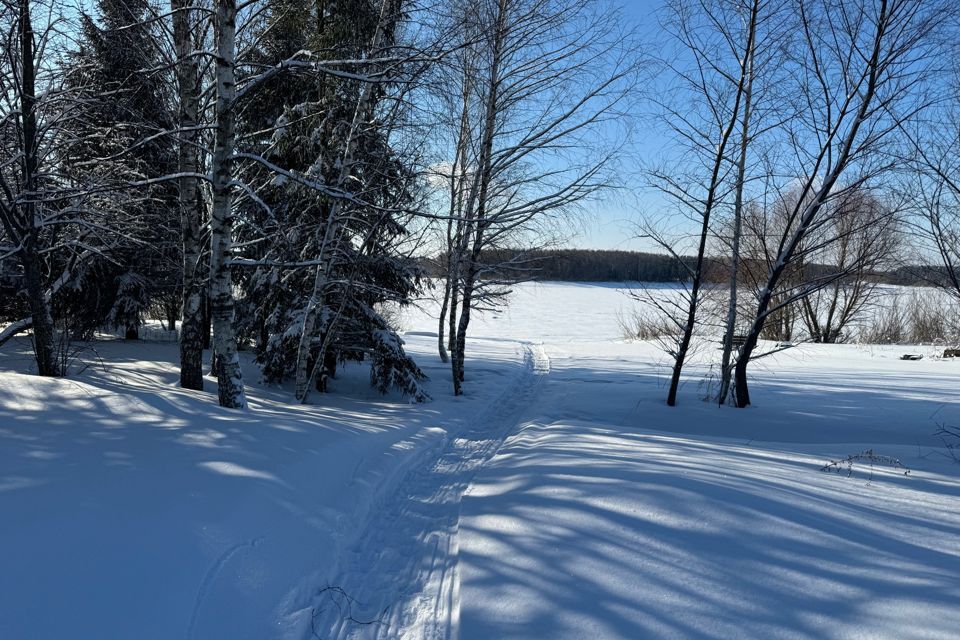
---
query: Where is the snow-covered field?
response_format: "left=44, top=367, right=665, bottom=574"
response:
left=2, top=281, right=959, bottom=639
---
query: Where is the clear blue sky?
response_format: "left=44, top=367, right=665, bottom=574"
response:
left=569, top=0, right=674, bottom=252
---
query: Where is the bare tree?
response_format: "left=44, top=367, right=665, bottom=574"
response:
left=0, top=0, right=171, bottom=372
left=736, top=190, right=810, bottom=343
left=915, top=164, right=960, bottom=302
left=646, top=0, right=766, bottom=406
left=437, top=0, right=637, bottom=395
left=0, top=0, right=59, bottom=373
left=433, top=12, right=479, bottom=364
left=733, top=0, right=947, bottom=407
left=908, top=52, right=960, bottom=307
left=0, top=1, right=135, bottom=368
left=715, top=0, right=791, bottom=405
left=172, top=0, right=207, bottom=391
left=799, top=191, right=899, bottom=343
left=735, top=186, right=898, bottom=346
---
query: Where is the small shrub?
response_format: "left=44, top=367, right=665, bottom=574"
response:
left=617, top=308, right=677, bottom=341
left=858, top=295, right=905, bottom=344
left=820, top=449, right=911, bottom=481
left=858, top=290, right=960, bottom=345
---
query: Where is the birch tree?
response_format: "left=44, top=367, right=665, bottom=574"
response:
left=715, top=0, right=786, bottom=404
left=208, top=0, right=246, bottom=408
left=172, top=0, right=207, bottom=390
left=909, top=51, right=960, bottom=305
left=649, top=0, right=763, bottom=407
left=172, top=0, right=429, bottom=402
left=434, top=13, right=479, bottom=364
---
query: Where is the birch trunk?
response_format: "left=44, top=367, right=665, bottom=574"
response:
left=173, top=0, right=205, bottom=390
left=666, top=0, right=758, bottom=407
left=449, top=0, right=507, bottom=395
left=209, top=0, right=246, bottom=408
left=439, top=60, right=475, bottom=365
left=718, top=4, right=757, bottom=406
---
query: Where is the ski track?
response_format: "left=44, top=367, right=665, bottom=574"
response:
left=187, top=536, right=265, bottom=640
left=306, top=341, right=550, bottom=640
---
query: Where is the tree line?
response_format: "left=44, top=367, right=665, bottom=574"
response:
left=433, top=248, right=951, bottom=286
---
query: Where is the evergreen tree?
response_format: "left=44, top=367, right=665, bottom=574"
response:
left=59, top=0, right=179, bottom=341
left=234, top=0, right=427, bottom=402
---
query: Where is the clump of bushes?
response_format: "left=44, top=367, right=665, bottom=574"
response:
left=857, top=291, right=960, bottom=345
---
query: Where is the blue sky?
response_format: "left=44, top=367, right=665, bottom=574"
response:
left=571, top=0, right=674, bottom=252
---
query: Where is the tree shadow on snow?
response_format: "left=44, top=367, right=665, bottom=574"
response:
left=458, top=420, right=960, bottom=639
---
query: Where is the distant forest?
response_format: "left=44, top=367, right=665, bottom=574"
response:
left=430, top=249, right=947, bottom=287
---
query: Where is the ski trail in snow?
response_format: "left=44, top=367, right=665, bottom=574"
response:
left=187, top=536, right=264, bottom=640
left=307, top=342, right=550, bottom=640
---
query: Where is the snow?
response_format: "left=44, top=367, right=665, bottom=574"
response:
left=0, top=336, right=522, bottom=639
left=2, top=281, right=960, bottom=639
left=457, top=344, right=960, bottom=639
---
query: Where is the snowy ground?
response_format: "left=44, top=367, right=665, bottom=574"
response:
left=2, top=281, right=959, bottom=639
left=457, top=344, right=960, bottom=639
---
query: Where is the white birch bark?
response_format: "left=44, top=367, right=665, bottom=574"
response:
left=209, top=0, right=246, bottom=408
left=173, top=0, right=205, bottom=391
left=718, top=1, right=758, bottom=406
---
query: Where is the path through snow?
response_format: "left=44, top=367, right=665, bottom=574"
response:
left=297, top=343, right=550, bottom=640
